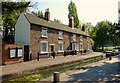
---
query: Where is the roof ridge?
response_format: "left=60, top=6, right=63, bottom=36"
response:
left=24, top=13, right=90, bottom=37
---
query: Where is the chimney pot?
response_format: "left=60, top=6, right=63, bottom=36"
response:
left=69, top=16, right=74, bottom=29
left=82, top=24, right=85, bottom=32
left=45, top=8, right=50, bottom=21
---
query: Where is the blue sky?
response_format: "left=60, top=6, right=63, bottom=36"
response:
left=18, top=0, right=119, bottom=26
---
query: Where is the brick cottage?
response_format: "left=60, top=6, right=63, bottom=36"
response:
left=15, top=8, right=92, bottom=60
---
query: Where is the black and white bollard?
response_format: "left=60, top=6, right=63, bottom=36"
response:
left=53, top=72, right=60, bottom=83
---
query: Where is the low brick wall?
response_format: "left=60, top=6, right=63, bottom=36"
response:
left=2, top=44, right=24, bottom=65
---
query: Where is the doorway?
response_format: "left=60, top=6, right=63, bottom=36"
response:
left=50, top=45, right=55, bottom=57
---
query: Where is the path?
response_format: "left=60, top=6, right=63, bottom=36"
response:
left=41, top=55, right=120, bottom=82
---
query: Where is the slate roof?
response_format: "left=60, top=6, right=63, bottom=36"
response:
left=24, top=13, right=90, bottom=37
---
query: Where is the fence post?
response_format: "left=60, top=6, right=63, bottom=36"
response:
left=109, top=56, right=112, bottom=60
left=30, top=52, right=32, bottom=61
left=64, top=51, right=66, bottom=57
left=53, top=72, right=60, bottom=83
left=53, top=52, right=55, bottom=59
left=37, top=52, right=39, bottom=61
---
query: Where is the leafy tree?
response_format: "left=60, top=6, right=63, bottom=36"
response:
left=32, top=11, right=44, bottom=18
left=54, top=18, right=62, bottom=23
left=38, top=11, right=44, bottom=18
left=68, top=1, right=80, bottom=29
left=2, top=2, right=31, bottom=43
left=115, top=23, right=120, bottom=40
left=95, top=21, right=110, bottom=50
left=85, top=22, right=95, bottom=35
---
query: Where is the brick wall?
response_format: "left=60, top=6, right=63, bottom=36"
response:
left=30, top=24, right=92, bottom=59
left=2, top=44, right=24, bottom=65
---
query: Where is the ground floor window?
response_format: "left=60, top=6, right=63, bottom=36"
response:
left=80, top=43, right=83, bottom=51
left=72, top=43, right=78, bottom=51
left=41, top=41, right=48, bottom=53
left=58, top=42, right=63, bottom=52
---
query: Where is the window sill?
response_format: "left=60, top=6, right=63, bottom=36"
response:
left=58, top=51, right=64, bottom=53
left=41, top=52, right=48, bottom=54
left=58, top=38, right=63, bottom=40
left=42, top=36, right=48, bottom=38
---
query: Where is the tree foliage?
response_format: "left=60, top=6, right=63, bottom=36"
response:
left=93, top=21, right=120, bottom=50
left=94, top=21, right=110, bottom=50
left=54, top=18, right=62, bottom=23
left=68, top=1, right=80, bottom=29
left=2, top=2, right=31, bottom=43
left=31, top=11, right=44, bottom=18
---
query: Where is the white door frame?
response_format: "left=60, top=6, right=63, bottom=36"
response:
left=49, top=44, right=55, bottom=57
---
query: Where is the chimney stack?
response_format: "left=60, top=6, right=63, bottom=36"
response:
left=82, top=24, right=85, bottom=32
left=69, top=16, right=74, bottom=29
left=45, top=8, right=50, bottom=21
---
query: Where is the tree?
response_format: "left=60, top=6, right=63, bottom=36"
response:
left=32, top=10, right=44, bottom=18
left=54, top=18, right=62, bottom=23
left=68, top=1, right=80, bottom=29
left=2, top=2, right=31, bottom=43
left=95, top=21, right=110, bottom=50
left=85, top=22, right=95, bottom=36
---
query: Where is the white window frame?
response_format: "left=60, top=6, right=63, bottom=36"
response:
left=59, top=31, right=63, bottom=39
left=73, top=34, right=76, bottom=41
left=72, top=43, right=79, bottom=51
left=58, top=42, right=64, bottom=52
left=87, top=37, right=89, bottom=42
left=80, top=35, right=83, bottom=41
left=87, top=43, right=89, bottom=50
left=41, top=41, right=48, bottom=54
left=42, top=29, right=47, bottom=37
left=80, top=43, right=83, bottom=51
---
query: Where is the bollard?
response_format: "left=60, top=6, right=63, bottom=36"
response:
left=81, top=50, right=82, bottom=54
left=53, top=52, right=55, bottom=59
left=37, top=52, right=39, bottom=61
left=109, top=56, right=112, bottom=60
left=64, top=51, right=66, bottom=57
left=30, top=52, right=32, bottom=61
left=75, top=50, right=77, bottom=55
left=53, top=72, right=60, bottom=83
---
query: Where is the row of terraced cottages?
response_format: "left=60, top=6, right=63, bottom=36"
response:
left=14, top=8, right=92, bottom=60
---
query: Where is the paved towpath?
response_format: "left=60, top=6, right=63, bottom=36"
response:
left=0, top=52, right=104, bottom=80
left=41, top=55, right=120, bottom=82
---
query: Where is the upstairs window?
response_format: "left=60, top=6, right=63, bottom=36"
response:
left=87, top=37, right=89, bottom=42
left=73, top=34, right=76, bottom=41
left=80, top=35, right=83, bottom=41
left=42, top=29, right=47, bottom=37
left=59, top=31, right=63, bottom=39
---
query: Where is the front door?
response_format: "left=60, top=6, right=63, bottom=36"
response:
left=50, top=45, right=55, bottom=57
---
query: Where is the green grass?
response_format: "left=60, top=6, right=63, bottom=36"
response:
left=99, top=46, right=116, bottom=50
left=2, top=56, right=104, bottom=82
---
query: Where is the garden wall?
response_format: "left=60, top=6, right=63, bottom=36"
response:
left=2, top=44, right=24, bottom=65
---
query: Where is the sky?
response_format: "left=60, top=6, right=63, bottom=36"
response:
left=17, top=0, right=119, bottom=26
